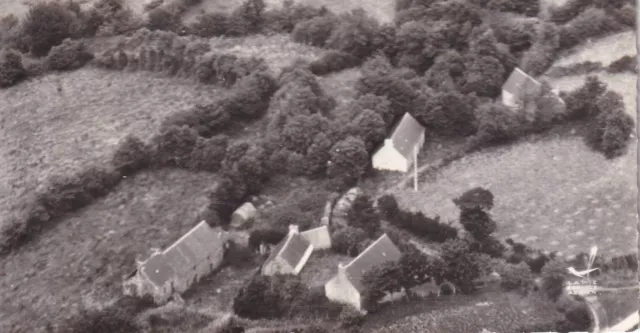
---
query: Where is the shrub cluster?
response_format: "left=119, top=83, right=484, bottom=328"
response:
left=331, top=226, right=369, bottom=256
left=0, top=49, right=27, bottom=88
left=382, top=194, right=457, bottom=243
left=233, top=274, right=342, bottom=320
left=438, top=238, right=483, bottom=294
left=487, top=0, right=539, bottom=17
left=546, top=61, right=604, bottom=78
left=58, top=306, right=140, bottom=333
left=495, top=261, right=534, bottom=293
left=558, top=8, right=625, bottom=51
left=1, top=165, right=122, bottom=254
left=607, top=55, right=636, bottom=74
left=46, top=38, right=94, bottom=71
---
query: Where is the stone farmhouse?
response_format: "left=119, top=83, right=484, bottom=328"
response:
left=123, top=221, right=226, bottom=304
left=262, top=225, right=314, bottom=276
left=372, top=112, right=426, bottom=173
left=325, top=234, right=403, bottom=312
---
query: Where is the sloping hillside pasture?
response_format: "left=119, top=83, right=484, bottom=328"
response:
left=0, top=0, right=146, bottom=19
left=0, top=169, right=218, bottom=333
left=365, top=292, right=563, bottom=333
left=391, top=135, right=637, bottom=258
left=0, top=68, right=221, bottom=222
left=553, top=31, right=637, bottom=67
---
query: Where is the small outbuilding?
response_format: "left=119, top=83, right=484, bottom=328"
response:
left=230, top=202, right=258, bottom=229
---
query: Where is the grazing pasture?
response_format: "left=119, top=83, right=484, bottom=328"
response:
left=0, top=68, right=220, bottom=221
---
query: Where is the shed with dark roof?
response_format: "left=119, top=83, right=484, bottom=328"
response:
left=372, top=113, right=425, bottom=173
left=262, top=225, right=314, bottom=276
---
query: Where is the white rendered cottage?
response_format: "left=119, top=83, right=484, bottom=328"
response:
left=123, top=221, right=226, bottom=304
left=324, top=234, right=403, bottom=312
left=372, top=113, right=425, bottom=173
left=262, top=225, right=314, bottom=276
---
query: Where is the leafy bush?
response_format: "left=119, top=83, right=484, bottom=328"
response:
left=46, top=38, right=94, bottom=71
left=474, top=101, right=524, bottom=147
left=147, top=7, right=182, bottom=32
left=563, top=75, right=607, bottom=120
left=249, top=228, right=287, bottom=250
left=58, top=307, right=139, bottom=333
left=540, top=258, right=568, bottom=301
left=309, top=50, right=359, bottom=75
left=585, top=93, right=634, bottom=158
left=417, top=90, right=477, bottom=138
left=347, top=195, right=380, bottom=237
left=558, top=8, right=624, bottom=50
left=151, top=125, right=199, bottom=168
left=325, top=9, right=383, bottom=59
left=377, top=194, right=400, bottom=220
left=361, top=260, right=403, bottom=311
left=36, top=166, right=121, bottom=220
left=261, top=207, right=314, bottom=231
left=453, top=187, right=494, bottom=211
left=332, top=226, right=368, bottom=256
left=327, top=136, right=369, bottom=186
left=233, top=274, right=309, bottom=319
left=226, top=0, right=267, bottom=36
left=338, top=305, right=364, bottom=328
left=188, top=135, right=229, bottom=172
left=190, top=12, right=230, bottom=37
left=487, top=0, right=539, bottom=17
left=0, top=49, right=27, bottom=88
left=343, top=109, right=387, bottom=153
left=470, top=236, right=506, bottom=258
left=607, top=55, right=636, bottom=73
left=497, top=262, right=534, bottom=293
left=21, top=2, right=77, bottom=56
left=111, top=135, right=152, bottom=176
left=291, top=14, right=339, bottom=47
left=459, top=209, right=497, bottom=240
left=389, top=210, right=457, bottom=243
left=439, top=238, right=482, bottom=294
left=84, top=0, right=142, bottom=37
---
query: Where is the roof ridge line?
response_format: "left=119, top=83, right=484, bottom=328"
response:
left=346, top=234, right=389, bottom=269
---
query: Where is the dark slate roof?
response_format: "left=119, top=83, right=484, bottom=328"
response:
left=141, top=253, right=175, bottom=288
left=502, top=67, right=542, bottom=99
left=344, top=234, right=402, bottom=293
left=265, top=232, right=312, bottom=270
left=387, top=113, right=425, bottom=160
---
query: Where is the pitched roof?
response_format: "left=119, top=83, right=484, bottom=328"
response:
left=300, top=226, right=331, bottom=248
left=502, top=67, right=542, bottom=99
left=344, top=234, right=403, bottom=293
left=161, top=221, right=223, bottom=277
left=141, top=253, right=175, bottom=288
left=385, top=113, right=425, bottom=160
left=265, top=231, right=312, bottom=269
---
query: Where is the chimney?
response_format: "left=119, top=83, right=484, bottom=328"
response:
left=289, top=225, right=299, bottom=235
left=338, top=262, right=347, bottom=274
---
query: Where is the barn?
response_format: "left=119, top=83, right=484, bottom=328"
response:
left=371, top=113, right=426, bottom=173
left=123, top=221, right=226, bottom=304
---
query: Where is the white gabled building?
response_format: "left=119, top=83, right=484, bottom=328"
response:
left=372, top=113, right=426, bottom=173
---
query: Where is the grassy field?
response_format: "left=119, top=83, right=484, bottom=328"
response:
left=595, top=290, right=640, bottom=328
left=552, top=31, right=637, bottom=67
left=208, top=34, right=324, bottom=75
left=0, top=168, right=218, bottom=333
left=364, top=291, right=563, bottom=333
left=0, top=67, right=222, bottom=222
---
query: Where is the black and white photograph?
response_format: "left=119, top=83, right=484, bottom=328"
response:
left=0, top=0, right=638, bottom=332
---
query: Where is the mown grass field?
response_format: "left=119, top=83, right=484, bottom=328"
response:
left=0, top=169, right=218, bottom=333
left=0, top=67, right=221, bottom=222
left=390, top=29, right=638, bottom=260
